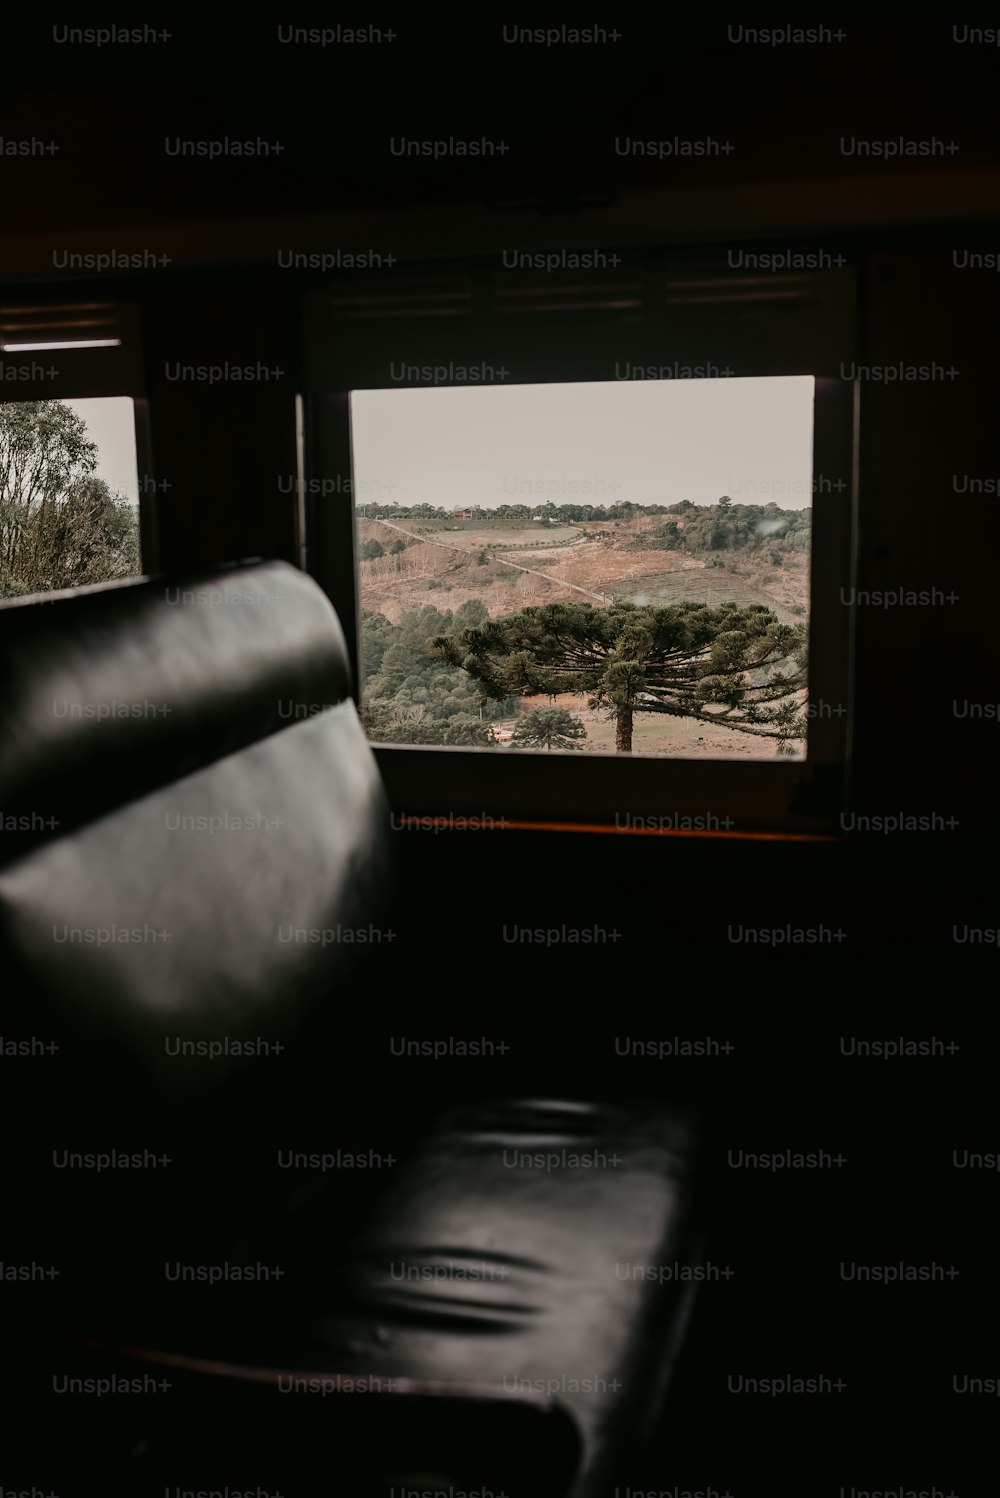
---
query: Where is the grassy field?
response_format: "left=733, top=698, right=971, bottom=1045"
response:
left=402, top=519, right=579, bottom=548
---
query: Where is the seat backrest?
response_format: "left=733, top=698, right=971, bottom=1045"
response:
left=0, top=559, right=393, bottom=1099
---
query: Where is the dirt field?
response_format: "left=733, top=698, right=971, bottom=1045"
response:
left=404, top=517, right=579, bottom=546
left=357, top=520, right=609, bottom=620
left=358, top=517, right=808, bottom=626
left=447, top=525, right=578, bottom=548
left=503, top=692, right=804, bottom=760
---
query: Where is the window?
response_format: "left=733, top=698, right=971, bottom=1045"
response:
left=350, top=376, right=815, bottom=761
left=0, top=397, right=141, bottom=599
left=304, top=253, right=855, bottom=831
left=0, top=302, right=155, bottom=598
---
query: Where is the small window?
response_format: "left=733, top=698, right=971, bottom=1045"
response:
left=0, top=301, right=152, bottom=598
left=0, top=396, right=141, bottom=599
left=351, top=376, right=815, bottom=761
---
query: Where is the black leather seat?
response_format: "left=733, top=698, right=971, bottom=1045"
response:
left=258, top=1096, right=702, bottom=1496
left=0, top=558, right=393, bottom=1091
left=0, top=561, right=701, bottom=1495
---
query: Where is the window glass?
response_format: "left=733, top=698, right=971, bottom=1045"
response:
left=351, top=377, right=814, bottom=758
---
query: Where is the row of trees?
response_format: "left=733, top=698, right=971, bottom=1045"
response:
left=357, top=500, right=675, bottom=523
left=0, top=401, right=139, bottom=598
left=355, top=498, right=812, bottom=535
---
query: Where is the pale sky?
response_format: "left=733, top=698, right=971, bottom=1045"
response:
left=350, top=377, right=816, bottom=510
left=47, top=381, right=816, bottom=515
left=63, top=397, right=139, bottom=504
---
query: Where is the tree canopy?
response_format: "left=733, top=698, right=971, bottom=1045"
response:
left=432, top=599, right=807, bottom=752
left=0, top=400, right=140, bottom=596
left=361, top=600, right=517, bottom=745
left=511, top=707, right=587, bottom=752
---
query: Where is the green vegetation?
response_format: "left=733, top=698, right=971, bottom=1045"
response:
left=361, top=599, right=518, bottom=745
left=353, top=499, right=811, bottom=555
left=642, top=499, right=811, bottom=557
left=0, top=400, right=140, bottom=597
left=357, top=500, right=668, bottom=524
left=511, top=707, right=587, bottom=752
left=433, top=600, right=807, bottom=753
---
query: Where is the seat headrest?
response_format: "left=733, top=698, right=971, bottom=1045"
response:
left=0, top=559, right=353, bottom=861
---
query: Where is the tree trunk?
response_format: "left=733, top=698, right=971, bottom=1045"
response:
left=615, top=706, right=633, bottom=753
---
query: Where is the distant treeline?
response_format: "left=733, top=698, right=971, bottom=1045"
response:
left=356, top=498, right=811, bottom=553
left=357, top=500, right=670, bottom=521
left=642, top=499, right=811, bottom=555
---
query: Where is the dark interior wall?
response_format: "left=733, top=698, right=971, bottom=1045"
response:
left=856, top=242, right=1000, bottom=826
left=140, top=278, right=301, bottom=572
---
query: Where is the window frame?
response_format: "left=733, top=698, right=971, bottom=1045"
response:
left=302, top=252, right=857, bottom=835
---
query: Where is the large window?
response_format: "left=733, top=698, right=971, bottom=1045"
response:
left=304, top=252, right=855, bottom=831
left=351, top=377, right=814, bottom=760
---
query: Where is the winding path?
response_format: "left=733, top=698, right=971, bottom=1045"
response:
left=369, top=519, right=608, bottom=604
